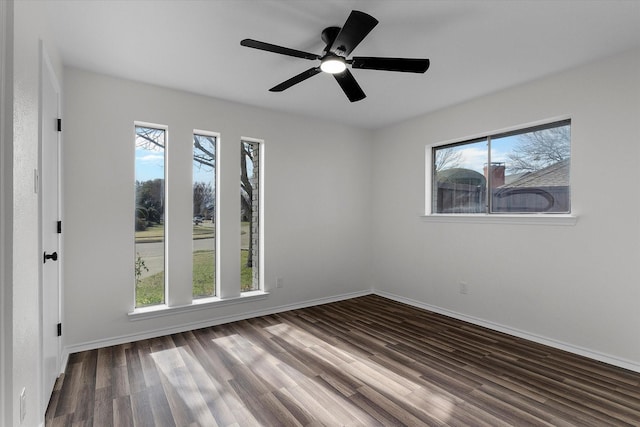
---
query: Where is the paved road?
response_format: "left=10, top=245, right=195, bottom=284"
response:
left=136, top=238, right=215, bottom=278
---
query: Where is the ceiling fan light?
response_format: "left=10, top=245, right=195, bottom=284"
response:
left=320, top=58, right=346, bottom=74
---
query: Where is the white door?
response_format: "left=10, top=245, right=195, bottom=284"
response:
left=40, top=47, right=61, bottom=409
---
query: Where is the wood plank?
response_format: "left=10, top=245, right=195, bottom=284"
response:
left=53, top=360, right=83, bottom=417
left=46, top=295, right=640, bottom=426
left=93, top=388, right=114, bottom=426
left=95, top=346, right=113, bottom=390
left=112, top=395, right=134, bottom=427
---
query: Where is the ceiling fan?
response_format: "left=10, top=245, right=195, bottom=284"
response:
left=240, top=10, right=430, bottom=102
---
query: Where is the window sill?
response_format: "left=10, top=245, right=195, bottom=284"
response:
left=128, top=291, right=269, bottom=321
left=421, top=214, right=577, bottom=226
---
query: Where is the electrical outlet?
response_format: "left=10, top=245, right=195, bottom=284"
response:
left=459, top=281, right=468, bottom=295
left=20, top=387, right=26, bottom=423
left=276, top=277, right=284, bottom=288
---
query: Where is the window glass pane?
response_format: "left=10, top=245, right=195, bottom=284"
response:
left=241, top=140, right=260, bottom=292
left=193, top=134, right=216, bottom=299
left=433, top=140, right=488, bottom=213
left=134, top=125, right=165, bottom=307
left=490, top=122, right=570, bottom=213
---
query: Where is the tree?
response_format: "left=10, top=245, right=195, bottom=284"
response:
left=434, top=147, right=463, bottom=172
left=240, top=142, right=257, bottom=269
left=193, top=135, right=215, bottom=170
left=192, top=134, right=216, bottom=220
left=135, top=126, right=165, bottom=152
left=193, top=182, right=214, bottom=218
left=135, top=131, right=218, bottom=225
left=506, top=125, right=570, bottom=173
left=135, top=179, right=165, bottom=226
left=135, top=126, right=166, bottom=230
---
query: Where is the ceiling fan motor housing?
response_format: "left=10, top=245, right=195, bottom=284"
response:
left=321, top=26, right=342, bottom=53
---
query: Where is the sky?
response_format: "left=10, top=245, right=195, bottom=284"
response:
left=135, top=137, right=216, bottom=186
left=446, top=135, right=518, bottom=174
left=134, top=140, right=254, bottom=188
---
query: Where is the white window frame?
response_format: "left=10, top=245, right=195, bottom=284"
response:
left=133, top=121, right=168, bottom=307
left=423, top=117, right=577, bottom=226
left=240, top=136, right=265, bottom=294
left=192, top=129, right=219, bottom=300
left=129, top=132, right=268, bottom=320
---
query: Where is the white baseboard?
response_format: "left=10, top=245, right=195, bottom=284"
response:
left=375, top=290, right=640, bottom=374
left=60, top=289, right=371, bottom=373
left=61, top=289, right=640, bottom=375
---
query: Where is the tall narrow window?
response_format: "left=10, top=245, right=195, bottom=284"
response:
left=134, top=124, right=166, bottom=307
left=241, top=140, right=260, bottom=292
left=193, top=132, right=216, bottom=299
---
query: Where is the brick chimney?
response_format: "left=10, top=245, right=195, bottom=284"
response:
left=484, top=163, right=505, bottom=188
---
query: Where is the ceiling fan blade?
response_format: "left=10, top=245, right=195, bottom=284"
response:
left=270, top=67, right=322, bottom=92
left=333, top=69, right=366, bottom=102
left=329, top=11, right=378, bottom=57
left=241, top=39, right=320, bottom=60
left=351, top=57, right=430, bottom=73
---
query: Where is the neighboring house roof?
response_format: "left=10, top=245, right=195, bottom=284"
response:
left=436, top=168, right=486, bottom=184
left=504, top=172, right=528, bottom=185
left=501, top=159, right=569, bottom=188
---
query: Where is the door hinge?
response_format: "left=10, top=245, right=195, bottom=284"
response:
left=57, top=118, right=62, bottom=132
left=57, top=323, right=62, bottom=337
left=57, top=220, right=62, bottom=234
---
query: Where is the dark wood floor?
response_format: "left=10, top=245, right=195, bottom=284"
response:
left=46, top=295, right=640, bottom=426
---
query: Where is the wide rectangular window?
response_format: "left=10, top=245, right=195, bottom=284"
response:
left=241, top=139, right=260, bottom=292
left=134, top=124, right=166, bottom=307
left=432, top=119, right=570, bottom=214
left=192, top=132, right=216, bottom=299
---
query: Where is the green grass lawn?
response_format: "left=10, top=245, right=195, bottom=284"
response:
left=240, top=249, right=257, bottom=292
left=135, top=270, right=166, bottom=307
left=192, top=250, right=215, bottom=298
left=135, top=249, right=255, bottom=307
left=134, top=224, right=165, bottom=243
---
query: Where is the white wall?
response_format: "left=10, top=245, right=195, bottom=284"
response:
left=10, top=1, right=63, bottom=426
left=62, top=68, right=372, bottom=350
left=63, top=50, right=640, bottom=374
left=371, top=48, right=640, bottom=369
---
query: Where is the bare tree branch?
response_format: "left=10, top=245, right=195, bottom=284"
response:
left=506, top=126, right=570, bottom=173
left=135, top=126, right=165, bottom=151
left=434, top=147, right=463, bottom=172
left=194, top=135, right=215, bottom=169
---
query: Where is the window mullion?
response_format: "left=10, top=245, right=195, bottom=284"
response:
left=487, top=136, right=492, bottom=213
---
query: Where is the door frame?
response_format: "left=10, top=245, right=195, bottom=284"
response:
left=0, top=0, right=13, bottom=425
left=38, top=41, right=62, bottom=417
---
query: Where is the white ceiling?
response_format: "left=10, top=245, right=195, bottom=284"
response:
left=42, top=0, right=640, bottom=129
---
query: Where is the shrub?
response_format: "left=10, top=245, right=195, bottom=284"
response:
left=135, top=217, right=147, bottom=231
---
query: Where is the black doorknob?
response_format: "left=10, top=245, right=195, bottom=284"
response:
left=43, top=251, right=58, bottom=263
